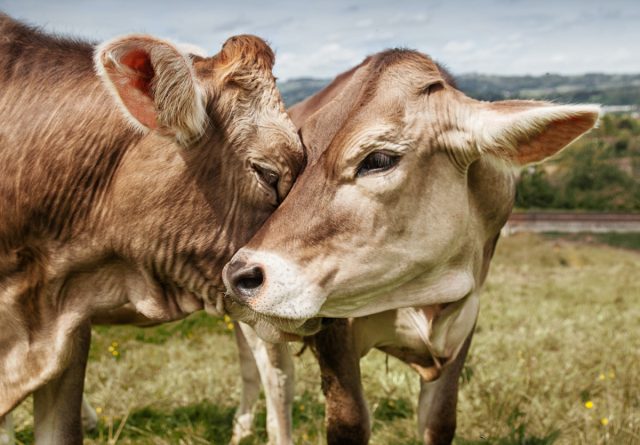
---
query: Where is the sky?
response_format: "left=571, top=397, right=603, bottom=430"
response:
left=1, top=0, right=639, bottom=80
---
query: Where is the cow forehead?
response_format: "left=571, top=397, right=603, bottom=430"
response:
left=192, top=53, right=303, bottom=165
left=319, top=93, right=450, bottom=177
left=250, top=90, right=304, bottom=162
left=255, top=125, right=305, bottom=175
left=359, top=48, right=445, bottom=98
left=298, top=50, right=439, bottom=156
left=304, top=53, right=449, bottom=166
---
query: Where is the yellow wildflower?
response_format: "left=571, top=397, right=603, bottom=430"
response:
left=111, top=341, right=118, bottom=348
left=608, top=370, right=615, bottom=379
left=598, top=373, right=605, bottom=381
left=226, top=322, right=234, bottom=330
left=95, top=407, right=103, bottom=414
left=584, top=401, right=594, bottom=409
left=108, top=346, right=115, bottom=352
left=112, top=350, right=119, bottom=357
left=600, top=417, right=609, bottom=426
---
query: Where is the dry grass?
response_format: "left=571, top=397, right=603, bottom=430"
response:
left=11, top=233, right=640, bottom=444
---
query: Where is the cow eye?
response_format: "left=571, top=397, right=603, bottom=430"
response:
left=356, top=151, right=400, bottom=177
left=252, top=163, right=280, bottom=193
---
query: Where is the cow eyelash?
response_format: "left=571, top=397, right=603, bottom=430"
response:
left=356, top=151, right=401, bottom=177
left=252, top=163, right=280, bottom=197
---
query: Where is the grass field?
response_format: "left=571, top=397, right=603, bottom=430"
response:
left=10, top=233, right=640, bottom=445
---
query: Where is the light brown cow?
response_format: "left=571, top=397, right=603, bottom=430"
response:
left=223, top=50, right=599, bottom=443
left=0, top=14, right=303, bottom=444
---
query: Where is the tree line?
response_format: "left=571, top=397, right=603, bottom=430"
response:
left=516, top=114, right=640, bottom=211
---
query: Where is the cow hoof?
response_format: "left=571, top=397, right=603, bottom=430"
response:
left=327, top=426, right=370, bottom=445
left=229, top=412, right=254, bottom=445
left=423, top=425, right=455, bottom=445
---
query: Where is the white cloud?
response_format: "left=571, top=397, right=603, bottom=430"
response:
left=387, top=11, right=429, bottom=25
left=363, top=30, right=396, bottom=43
left=355, top=18, right=374, bottom=28
left=442, top=40, right=476, bottom=54
left=610, top=47, right=632, bottom=61
left=275, top=43, right=363, bottom=79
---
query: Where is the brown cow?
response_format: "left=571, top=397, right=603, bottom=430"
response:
left=223, top=50, right=599, bottom=443
left=0, top=14, right=303, bottom=444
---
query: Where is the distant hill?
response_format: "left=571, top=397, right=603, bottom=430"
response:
left=279, top=73, right=640, bottom=107
left=278, top=78, right=330, bottom=108
left=455, top=73, right=640, bottom=105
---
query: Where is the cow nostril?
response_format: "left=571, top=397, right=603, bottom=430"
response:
left=230, top=264, right=264, bottom=301
left=236, top=266, right=264, bottom=291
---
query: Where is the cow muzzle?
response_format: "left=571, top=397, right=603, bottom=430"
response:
left=222, top=249, right=326, bottom=321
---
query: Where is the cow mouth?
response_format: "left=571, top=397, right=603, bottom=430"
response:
left=222, top=294, right=324, bottom=340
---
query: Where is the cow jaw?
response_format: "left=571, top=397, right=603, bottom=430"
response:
left=324, top=269, right=475, bottom=318
left=224, top=246, right=475, bottom=323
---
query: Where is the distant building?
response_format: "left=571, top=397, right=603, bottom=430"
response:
left=503, top=212, right=640, bottom=235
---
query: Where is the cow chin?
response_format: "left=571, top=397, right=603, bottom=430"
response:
left=223, top=296, right=323, bottom=342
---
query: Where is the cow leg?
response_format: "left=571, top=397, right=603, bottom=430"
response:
left=0, top=412, right=15, bottom=445
left=33, top=323, right=91, bottom=445
left=261, top=341, right=294, bottom=445
left=237, top=322, right=294, bottom=445
left=313, top=320, right=370, bottom=445
left=417, top=332, right=473, bottom=445
left=230, top=322, right=262, bottom=444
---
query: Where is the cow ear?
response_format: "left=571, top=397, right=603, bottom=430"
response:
left=473, top=101, right=600, bottom=165
left=95, top=35, right=207, bottom=145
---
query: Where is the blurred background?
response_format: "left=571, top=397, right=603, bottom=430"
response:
left=1, top=1, right=638, bottom=444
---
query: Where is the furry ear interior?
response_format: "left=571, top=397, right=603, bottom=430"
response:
left=473, top=101, right=600, bottom=165
left=95, top=35, right=207, bottom=144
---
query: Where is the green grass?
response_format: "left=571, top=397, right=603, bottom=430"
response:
left=10, top=233, right=640, bottom=444
left=542, top=232, right=640, bottom=251
left=85, top=403, right=236, bottom=444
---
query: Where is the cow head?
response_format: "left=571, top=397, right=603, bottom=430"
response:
left=222, top=50, right=598, bottom=340
left=94, top=34, right=304, bottom=319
